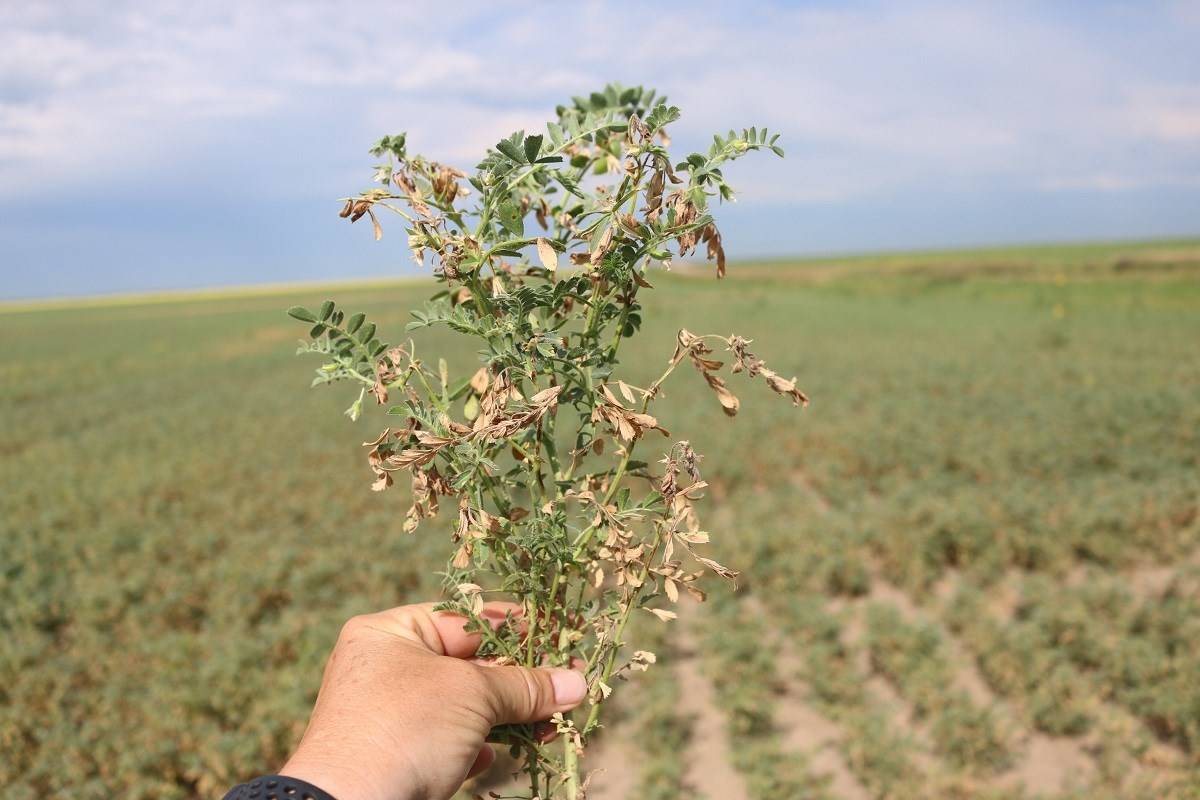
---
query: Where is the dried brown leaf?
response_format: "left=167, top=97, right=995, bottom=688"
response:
left=695, top=556, right=739, bottom=580
left=469, top=367, right=489, bottom=395
left=536, top=237, right=558, bottom=272
left=590, top=226, right=613, bottom=266
left=644, top=607, right=678, bottom=622
left=616, top=380, right=636, bottom=405
left=703, top=371, right=740, bottom=416
left=664, top=578, right=679, bottom=603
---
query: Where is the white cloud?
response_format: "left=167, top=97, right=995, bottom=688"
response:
left=1125, top=85, right=1200, bottom=142
left=0, top=0, right=1197, bottom=204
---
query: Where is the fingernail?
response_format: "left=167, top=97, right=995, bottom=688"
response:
left=550, top=669, right=587, bottom=705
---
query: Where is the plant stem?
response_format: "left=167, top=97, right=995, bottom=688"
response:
left=527, top=748, right=541, bottom=800
left=582, top=531, right=666, bottom=735
left=563, top=735, right=579, bottom=799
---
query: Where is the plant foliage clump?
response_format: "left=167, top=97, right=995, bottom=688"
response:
left=287, top=83, right=804, bottom=798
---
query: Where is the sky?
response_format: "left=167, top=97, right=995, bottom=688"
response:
left=1, top=1, right=1199, bottom=299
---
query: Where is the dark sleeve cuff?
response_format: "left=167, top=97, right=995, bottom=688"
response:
left=223, top=775, right=337, bottom=800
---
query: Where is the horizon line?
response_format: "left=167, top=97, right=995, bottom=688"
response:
left=2, top=233, right=1196, bottom=314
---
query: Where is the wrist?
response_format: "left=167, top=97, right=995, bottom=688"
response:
left=281, top=749, right=418, bottom=800
left=224, top=774, right=341, bottom=800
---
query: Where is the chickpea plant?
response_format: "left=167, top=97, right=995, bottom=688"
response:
left=287, top=84, right=806, bottom=799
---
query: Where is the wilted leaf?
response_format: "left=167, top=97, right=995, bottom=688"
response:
left=367, top=208, right=383, bottom=241
left=536, top=237, right=558, bottom=272
left=469, top=367, right=489, bottom=394
left=589, top=226, right=613, bottom=266
left=703, top=372, right=740, bottom=416
left=760, top=367, right=810, bottom=407
left=664, top=577, right=679, bottom=603
left=631, top=650, right=657, bottom=671
left=695, top=556, right=739, bottom=580
left=617, top=380, right=635, bottom=405
left=644, top=607, right=678, bottom=622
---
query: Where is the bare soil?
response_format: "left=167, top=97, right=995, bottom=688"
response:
left=674, top=601, right=750, bottom=800
left=581, top=734, right=639, bottom=800
left=770, top=634, right=871, bottom=798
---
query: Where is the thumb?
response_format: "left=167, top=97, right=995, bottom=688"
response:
left=477, top=666, right=588, bottom=724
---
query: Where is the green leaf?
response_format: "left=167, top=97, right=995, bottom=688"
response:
left=309, top=323, right=327, bottom=338
left=463, top=394, right=480, bottom=421
left=287, top=306, right=317, bottom=323
left=346, top=312, right=365, bottom=334
left=498, top=200, right=524, bottom=236
left=496, top=137, right=526, bottom=164
left=523, top=134, right=543, bottom=163
left=447, top=377, right=472, bottom=401
left=645, top=104, right=681, bottom=133
left=771, top=145, right=785, bottom=157
left=319, top=300, right=334, bottom=321
left=357, top=322, right=376, bottom=344
left=557, top=173, right=585, bottom=198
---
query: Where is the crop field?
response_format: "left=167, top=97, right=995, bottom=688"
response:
left=2, top=239, right=1199, bottom=799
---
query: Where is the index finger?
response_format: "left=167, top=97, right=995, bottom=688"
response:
left=431, top=601, right=524, bottom=659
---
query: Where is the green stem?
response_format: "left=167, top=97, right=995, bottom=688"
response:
left=527, top=748, right=541, bottom=800
left=564, top=736, right=579, bottom=799
left=412, top=368, right=448, bottom=413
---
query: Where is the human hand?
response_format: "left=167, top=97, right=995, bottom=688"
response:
left=279, top=601, right=587, bottom=800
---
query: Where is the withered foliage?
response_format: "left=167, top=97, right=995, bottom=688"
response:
left=288, top=83, right=797, bottom=799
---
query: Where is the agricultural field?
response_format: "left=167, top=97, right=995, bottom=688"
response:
left=2, top=239, right=1199, bottom=799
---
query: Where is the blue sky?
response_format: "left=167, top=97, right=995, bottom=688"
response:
left=2, top=1, right=1199, bottom=299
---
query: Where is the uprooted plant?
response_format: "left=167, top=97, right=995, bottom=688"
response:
left=287, top=83, right=806, bottom=799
